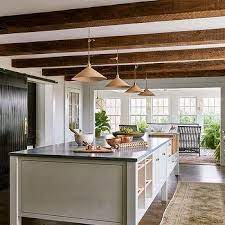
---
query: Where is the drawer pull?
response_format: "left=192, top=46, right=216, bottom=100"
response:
left=156, top=158, right=160, bottom=161
left=162, top=153, right=166, bottom=156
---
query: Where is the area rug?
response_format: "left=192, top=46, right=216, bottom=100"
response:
left=179, top=149, right=216, bottom=165
left=160, top=182, right=225, bottom=225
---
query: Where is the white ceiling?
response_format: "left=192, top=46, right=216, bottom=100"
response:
left=0, top=0, right=156, bottom=16
left=11, top=43, right=225, bottom=59
left=0, top=17, right=225, bottom=44
left=1, top=0, right=225, bottom=69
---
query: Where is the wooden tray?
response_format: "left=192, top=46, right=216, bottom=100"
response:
left=73, top=146, right=114, bottom=153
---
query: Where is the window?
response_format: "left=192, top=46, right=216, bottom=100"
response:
left=69, top=92, right=80, bottom=130
left=152, top=98, right=169, bottom=123
left=179, top=97, right=197, bottom=124
left=203, top=98, right=220, bottom=127
left=130, top=98, right=147, bottom=124
left=104, top=98, right=121, bottom=131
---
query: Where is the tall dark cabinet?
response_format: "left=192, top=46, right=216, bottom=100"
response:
left=28, top=82, right=36, bottom=148
left=0, top=71, right=27, bottom=189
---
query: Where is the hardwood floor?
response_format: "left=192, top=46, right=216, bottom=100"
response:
left=1, top=164, right=225, bottom=225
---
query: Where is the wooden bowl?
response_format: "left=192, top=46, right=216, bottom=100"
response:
left=106, top=137, right=121, bottom=148
left=117, top=135, right=133, bottom=143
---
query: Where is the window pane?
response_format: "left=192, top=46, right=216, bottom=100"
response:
left=130, top=98, right=147, bottom=124
left=179, top=97, right=196, bottom=117
left=151, top=97, right=169, bottom=123
left=104, top=98, right=121, bottom=132
left=203, top=97, right=221, bottom=129
left=69, top=92, right=80, bottom=130
left=215, top=98, right=220, bottom=107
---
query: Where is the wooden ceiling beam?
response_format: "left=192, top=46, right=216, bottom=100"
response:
left=1, top=0, right=225, bottom=34
left=2, top=29, right=225, bottom=56
left=64, top=70, right=225, bottom=80
left=12, top=47, right=225, bottom=68
left=42, top=60, right=225, bottom=77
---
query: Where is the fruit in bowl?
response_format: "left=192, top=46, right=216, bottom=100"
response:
left=117, top=135, right=133, bottom=143
left=106, top=137, right=121, bottom=148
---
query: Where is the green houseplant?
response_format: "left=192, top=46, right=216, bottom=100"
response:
left=95, top=110, right=111, bottom=137
left=201, top=121, right=220, bottom=161
left=137, top=120, right=148, bottom=133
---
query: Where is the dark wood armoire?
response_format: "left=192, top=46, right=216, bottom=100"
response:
left=0, top=70, right=28, bottom=189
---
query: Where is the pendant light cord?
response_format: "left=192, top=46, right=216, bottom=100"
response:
left=116, top=49, right=119, bottom=76
left=134, top=65, right=138, bottom=82
left=88, top=28, right=91, bottom=66
left=145, top=73, right=148, bottom=89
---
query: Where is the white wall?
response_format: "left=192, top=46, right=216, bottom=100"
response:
left=82, top=77, right=225, bottom=166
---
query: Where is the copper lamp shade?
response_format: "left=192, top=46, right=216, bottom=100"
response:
left=72, top=29, right=107, bottom=82
left=72, top=63, right=107, bottom=82
left=138, top=73, right=155, bottom=96
left=125, top=82, right=142, bottom=93
left=106, top=51, right=129, bottom=88
left=106, top=74, right=130, bottom=88
left=125, top=65, right=142, bottom=93
left=138, top=88, right=155, bottom=96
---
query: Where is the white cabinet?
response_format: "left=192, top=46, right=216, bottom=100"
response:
left=10, top=139, right=179, bottom=225
left=153, top=150, right=160, bottom=193
left=136, top=139, right=179, bottom=224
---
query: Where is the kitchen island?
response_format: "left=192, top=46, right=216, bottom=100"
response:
left=10, top=137, right=179, bottom=225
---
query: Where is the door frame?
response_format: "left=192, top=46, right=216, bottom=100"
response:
left=64, top=87, right=82, bottom=142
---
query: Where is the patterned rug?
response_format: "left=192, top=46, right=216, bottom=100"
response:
left=160, top=182, right=225, bottom=225
left=179, top=148, right=216, bottom=165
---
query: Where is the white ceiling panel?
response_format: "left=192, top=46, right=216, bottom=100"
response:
left=0, top=0, right=156, bottom=16
left=0, top=17, right=225, bottom=44
left=11, top=43, right=225, bottom=59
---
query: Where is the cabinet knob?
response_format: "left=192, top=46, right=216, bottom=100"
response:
left=156, top=158, right=160, bottom=161
left=162, top=153, right=166, bottom=156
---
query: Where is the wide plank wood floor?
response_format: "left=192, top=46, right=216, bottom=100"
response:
left=1, top=164, right=225, bottom=225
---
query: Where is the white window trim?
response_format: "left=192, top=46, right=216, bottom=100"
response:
left=151, top=97, right=170, bottom=123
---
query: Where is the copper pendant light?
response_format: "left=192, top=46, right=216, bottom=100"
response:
left=125, top=65, right=142, bottom=93
left=138, top=73, right=155, bottom=96
left=106, top=50, right=130, bottom=88
left=72, top=29, right=107, bottom=82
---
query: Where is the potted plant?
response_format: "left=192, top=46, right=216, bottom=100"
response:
left=201, top=121, right=220, bottom=162
left=95, top=110, right=111, bottom=137
left=137, top=120, right=148, bottom=133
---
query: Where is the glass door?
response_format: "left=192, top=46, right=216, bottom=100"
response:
left=65, top=88, right=82, bottom=142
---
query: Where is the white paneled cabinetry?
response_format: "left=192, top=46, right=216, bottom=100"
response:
left=10, top=139, right=179, bottom=225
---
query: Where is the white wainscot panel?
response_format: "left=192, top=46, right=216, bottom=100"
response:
left=21, top=160, right=124, bottom=224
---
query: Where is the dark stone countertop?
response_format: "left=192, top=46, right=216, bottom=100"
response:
left=10, top=136, right=170, bottom=162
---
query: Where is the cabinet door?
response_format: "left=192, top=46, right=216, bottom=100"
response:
left=153, top=151, right=160, bottom=194
left=160, top=145, right=167, bottom=184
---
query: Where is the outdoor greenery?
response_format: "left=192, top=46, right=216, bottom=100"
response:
left=201, top=118, right=220, bottom=161
left=215, top=143, right=221, bottom=162
left=180, top=115, right=196, bottom=124
left=95, top=110, right=111, bottom=137
left=137, top=119, right=148, bottom=133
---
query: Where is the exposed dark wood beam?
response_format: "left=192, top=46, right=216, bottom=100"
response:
left=65, top=70, right=225, bottom=80
left=1, top=0, right=225, bottom=34
left=13, top=47, right=225, bottom=68
left=42, top=60, right=225, bottom=77
left=2, top=29, right=225, bottom=56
